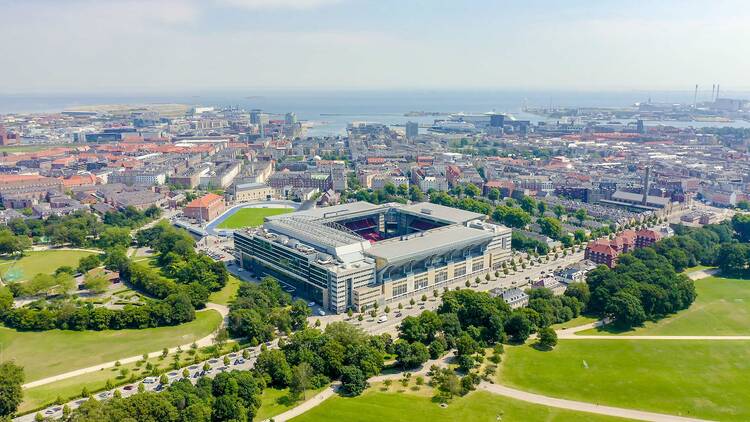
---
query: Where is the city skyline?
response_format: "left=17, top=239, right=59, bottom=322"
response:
left=1, top=0, right=749, bottom=93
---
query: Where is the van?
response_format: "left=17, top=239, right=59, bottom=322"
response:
left=377, top=315, right=388, bottom=323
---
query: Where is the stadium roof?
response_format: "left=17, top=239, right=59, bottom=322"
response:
left=399, top=202, right=486, bottom=224
left=366, top=225, right=494, bottom=265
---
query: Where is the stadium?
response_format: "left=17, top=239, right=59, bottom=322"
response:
left=234, top=201, right=512, bottom=313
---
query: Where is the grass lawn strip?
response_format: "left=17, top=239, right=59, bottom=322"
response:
left=255, top=387, right=326, bottom=421
left=290, top=388, right=631, bottom=422
left=216, top=207, right=292, bottom=229
left=501, top=339, right=750, bottom=421
left=1, top=310, right=222, bottom=381
left=208, top=275, right=241, bottom=306
left=580, top=274, right=750, bottom=336
left=0, top=250, right=99, bottom=282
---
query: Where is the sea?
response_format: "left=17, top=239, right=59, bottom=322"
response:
left=1, top=89, right=749, bottom=136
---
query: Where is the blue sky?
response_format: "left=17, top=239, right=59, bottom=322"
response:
left=0, top=0, right=748, bottom=93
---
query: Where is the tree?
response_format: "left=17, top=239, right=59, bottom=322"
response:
left=505, top=313, right=532, bottom=343
left=340, top=365, right=367, bottom=396
left=537, top=201, right=547, bottom=215
left=487, top=188, right=500, bottom=202
left=574, top=208, right=587, bottom=224
left=290, top=299, right=311, bottom=330
left=212, top=395, right=247, bottom=422
left=256, top=349, right=292, bottom=387
left=606, top=291, right=647, bottom=328
left=394, top=340, right=430, bottom=369
left=0, top=230, right=31, bottom=256
left=84, top=269, right=110, bottom=294
left=519, top=196, right=536, bottom=215
left=732, top=214, right=750, bottom=242
left=290, top=362, right=314, bottom=400
left=553, top=204, right=565, bottom=219
left=716, top=243, right=749, bottom=275
left=0, top=361, right=23, bottom=417
left=214, top=327, right=229, bottom=349
left=77, top=254, right=101, bottom=274
left=564, top=282, right=590, bottom=309
left=463, top=184, right=481, bottom=198
left=539, top=217, right=563, bottom=240
left=537, top=327, right=558, bottom=350
left=492, top=206, right=531, bottom=229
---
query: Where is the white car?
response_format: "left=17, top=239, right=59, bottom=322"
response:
left=317, top=309, right=326, bottom=316
left=377, top=315, right=388, bottom=323
left=143, top=377, right=158, bottom=384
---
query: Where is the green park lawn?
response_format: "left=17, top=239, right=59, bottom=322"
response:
left=0, top=249, right=99, bottom=282
left=580, top=274, right=750, bottom=336
left=216, top=207, right=292, bottom=229
left=19, top=341, right=238, bottom=414
left=0, top=310, right=222, bottom=382
left=501, top=340, right=750, bottom=421
left=550, top=315, right=598, bottom=331
left=255, top=387, right=326, bottom=421
left=290, top=389, right=630, bottom=422
left=0, top=144, right=73, bottom=153
left=208, top=275, right=241, bottom=306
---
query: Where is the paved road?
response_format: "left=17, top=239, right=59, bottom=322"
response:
left=16, top=346, right=263, bottom=422
left=478, top=383, right=710, bottom=422
left=22, top=303, right=229, bottom=390
left=317, top=250, right=586, bottom=337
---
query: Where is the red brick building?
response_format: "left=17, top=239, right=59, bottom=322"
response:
left=585, top=240, right=619, bottom=268
left=635, top=229, right=662, bottom=249
left=183, top=193, right=225, bottom=222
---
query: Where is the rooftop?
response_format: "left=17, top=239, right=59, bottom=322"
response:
left=366, top=225, right=494, bottom=265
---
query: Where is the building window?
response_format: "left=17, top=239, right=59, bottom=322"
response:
left=435, top=271, right=448, bottom=283
left=472, top=260, right=484, bottom=272
left=392, top=283, right=407, bottom=297
left=414, top=275, right=428, bottom=291
left=453, top=265, right=466, bottom=277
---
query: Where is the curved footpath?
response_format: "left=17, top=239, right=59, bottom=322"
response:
left=22, top=303, right=229, bottom=389
left=478, top=383, right=709, bottom=422
left=266, top=352, right=711, bottom=422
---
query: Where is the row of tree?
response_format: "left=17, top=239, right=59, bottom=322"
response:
left=395, top=287, right=586, bottom=373
left=1, top=224, right=228, bottom=332
left=59, top=370, right=265, bottom=422
left=4, top=206, right=160, bottom=249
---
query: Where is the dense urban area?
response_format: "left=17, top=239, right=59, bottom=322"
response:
left=0, top=97, right=749, bottom=422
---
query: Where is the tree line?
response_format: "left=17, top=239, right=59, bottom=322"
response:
left=0, top=222, right=228, bottom=332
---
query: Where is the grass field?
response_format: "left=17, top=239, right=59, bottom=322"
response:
left=208, top=275, right=241, bottom=306
left=19, top=341, right=237, bottom=414
left=255, top=387, right=325, bottom=421
left=290, top=389, right=630, bottom=422
left=501, top=340, right=750, bottom=421
left=580, top=274, right=750, bottom=336
left=550, top=315, right=598, bottom=331
left=1, top=310, right=222, bottom=381
left=216, top=207, right=293, bottom=229
left=0, top=144, right=73, bottom=153
left=0, top=250, right=99, bottom=282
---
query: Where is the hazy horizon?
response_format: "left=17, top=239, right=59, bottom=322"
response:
left=1, top=0, right=749, bottom=94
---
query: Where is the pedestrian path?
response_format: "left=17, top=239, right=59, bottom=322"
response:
left=22, top=303, right=229, bottom=389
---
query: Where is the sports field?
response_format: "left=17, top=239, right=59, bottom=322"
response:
left=581, top=274, right=750, bottom=336
left=216, top=207, right=293, bottom=229
left=290, top=389, right=630, bottom=422
left=1, top=310, right=222, bottom=381
left=501, top=340, right=750, bottom=421
left=0, top=249, right=99, bottom=282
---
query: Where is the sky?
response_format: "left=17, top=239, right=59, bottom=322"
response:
left=0, top=0, right=749, bottom=94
